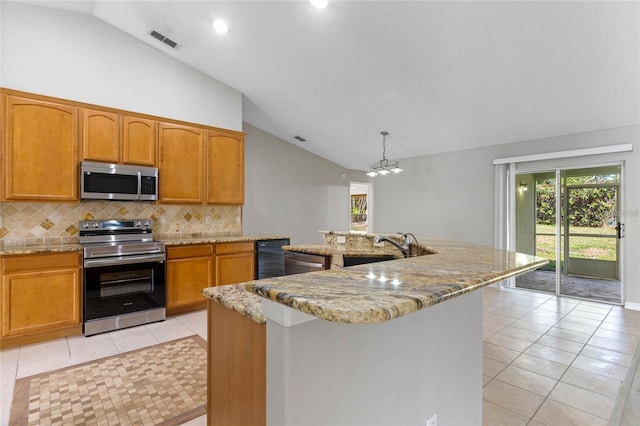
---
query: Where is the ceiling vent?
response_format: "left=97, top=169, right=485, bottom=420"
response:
left=150, top=30, right=178, bottom=49
left=294, top=136, right=307, bottom=142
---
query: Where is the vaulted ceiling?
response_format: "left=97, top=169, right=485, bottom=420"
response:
left=23, top=1, right=640, bottom=170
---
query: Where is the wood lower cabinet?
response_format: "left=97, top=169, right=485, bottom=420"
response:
left=208, top=301, right=265, bottom=426
left=216, top=242, right=255, bottom=286
left=206, top=130, right=244, bottom=204
left=158, top=122, right=205, bottom=204
left=166, top=245, right=214, bottom=315
left=1, top=252, right=82, bottom=348
left=166, top=241, right=256, bottom=316
left=3, top=95, right=79, bottom=201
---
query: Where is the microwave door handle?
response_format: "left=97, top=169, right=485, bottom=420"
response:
left=137, top=172, right=142, bottom=199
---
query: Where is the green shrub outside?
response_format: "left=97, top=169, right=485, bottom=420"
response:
left=536, top=184, right=617, bottom=228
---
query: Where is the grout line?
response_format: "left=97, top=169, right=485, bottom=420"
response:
left=484, top=289, right=621, bottom=424
left=608, top=334, right=640, bottom=425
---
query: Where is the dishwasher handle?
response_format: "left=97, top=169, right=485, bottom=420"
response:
left=287, top=259, right=325, bottom=269
left=284, top=252, right=329, bottom=275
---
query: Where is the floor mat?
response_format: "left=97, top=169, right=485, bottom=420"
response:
left=9, top=335, right=207, bottom=426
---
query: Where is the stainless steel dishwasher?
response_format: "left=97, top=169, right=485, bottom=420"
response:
left=284, top=251, right=330, bottom=275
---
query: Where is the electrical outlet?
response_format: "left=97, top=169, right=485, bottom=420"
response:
left=337, top=236, right=346, bottom=244
left=205, top=216, right=212, bottom=224
left=426, top=413, right=437, bottom=426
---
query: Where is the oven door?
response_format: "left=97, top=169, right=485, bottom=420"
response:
left=84, top=259, right=166, bottom=322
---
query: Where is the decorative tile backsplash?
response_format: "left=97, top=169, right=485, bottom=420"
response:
left=0, top=201, right=242, bottom=248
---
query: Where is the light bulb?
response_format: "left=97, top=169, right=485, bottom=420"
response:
left=367, top=171, right=377, bottom=177
left=379, top=169, right=390, bottom=176
left=311, top=0, right=328, bottom=9
left=212, top=20, right=229, bottom=33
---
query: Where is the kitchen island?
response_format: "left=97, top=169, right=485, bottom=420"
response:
left=203, top=232, right=546, bottom=426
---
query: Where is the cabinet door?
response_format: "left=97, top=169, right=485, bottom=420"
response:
left=216, top=243, right=255, bottom=286
left=206, top=130, right=244, bottom=204
left=158, top=122, right=204, bottom=204
left=217, top=253, right=255, bottom=286
left=82, top=108, right=120, bottom=163
left=122, top=116, right=156, bottom=166
left=166, top=246, right=214, bottom=310
left=4, top=96, right=78, bottom=201
left=1, top=253, right=81, bottom=338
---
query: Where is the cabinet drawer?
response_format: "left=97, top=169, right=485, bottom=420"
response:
left=216, top=242, right=254, bottom=255
left=167, top=244, right=214, bottom=260
left=2, top=252, right=81, bottom=273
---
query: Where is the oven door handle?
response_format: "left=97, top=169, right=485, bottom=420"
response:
left=84, top=254, right=166, bottom=268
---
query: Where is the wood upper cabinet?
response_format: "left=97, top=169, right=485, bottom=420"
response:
left=158, top=122, right=205, bottom=204
left=82, top=108, right=120, bottom=163
left=206, top=130, right=245, bottom=205
left=82, top=109, right=156, bottom=166
left=216, top=242, right=255, bottom=286
left=1, top=252, right=82, bottom=348
left=3, top=95, right=79, bottom=201
left=166, top=245, right=214, bottom=315
left=122, top=116, right=156, bottom=166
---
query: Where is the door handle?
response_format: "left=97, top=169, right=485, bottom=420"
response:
left=616, top=222, right=625, bottom=239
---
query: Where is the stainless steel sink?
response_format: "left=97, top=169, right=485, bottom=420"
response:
left=342, top=255, right=397, bottom=267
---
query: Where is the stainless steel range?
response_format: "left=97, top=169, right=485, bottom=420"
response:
left=80, top=219, right=166, bottom=336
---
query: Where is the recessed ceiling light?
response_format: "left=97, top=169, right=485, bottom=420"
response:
left=212, top=20, right=229, bottom=34
left=310, top=0, right=328, bottom=9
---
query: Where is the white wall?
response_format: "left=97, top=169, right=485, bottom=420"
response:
left=243, top=123, right=369, bottom=244
left=1, top=2, right=368, bottom=246
left=266, top=291, right=483, bottom=425
left=0, top=1, right=242, bottom=130
left=374, top=125, right=640, bottom=307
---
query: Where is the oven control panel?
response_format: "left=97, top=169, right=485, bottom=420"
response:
left=80, top=219, right=152, bottom=230
left=79, top=219, right=154, bottom=244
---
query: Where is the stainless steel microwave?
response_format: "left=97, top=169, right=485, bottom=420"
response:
left=81, top=161, right=158, bottom=201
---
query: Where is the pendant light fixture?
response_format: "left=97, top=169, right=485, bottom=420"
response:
left=367, top=131, right=403, bottom=177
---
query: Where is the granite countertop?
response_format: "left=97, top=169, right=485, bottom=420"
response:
left=0, top=243, right=83, bottom=256
left=0, top=234, right=290, bottom=256
left=242, top=235, right=546, bottom=324
left=202, top=284, right=266, bottom=325
left=160, top=234, right=290, bottom=246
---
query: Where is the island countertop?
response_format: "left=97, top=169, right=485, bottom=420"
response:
left=243, top=234, right=547, bottom=324
left=202, top=283, right=266, bottom=325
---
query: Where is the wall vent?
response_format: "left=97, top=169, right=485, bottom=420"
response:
left=150, top=30, right=178, bottom=49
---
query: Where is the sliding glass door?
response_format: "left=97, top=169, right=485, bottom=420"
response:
left=559, top=167, right=621, bottom=302
left=515, top=165, right=623, bottom=304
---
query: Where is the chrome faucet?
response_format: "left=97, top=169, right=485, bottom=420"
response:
left=373, top=233, right=420, bottom=258
left=402, top=233, right=420, bottom=257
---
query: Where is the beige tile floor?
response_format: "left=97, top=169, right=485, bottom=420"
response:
left=483, top=286, right=640, bottom=426
left=1, top=288, right=639, bottom=426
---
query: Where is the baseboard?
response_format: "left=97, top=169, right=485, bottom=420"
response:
left=167, top=301, right=207, bottom=316
left=624, top=301, right=640, bottom=311
left=0, top=324, right=82, bottom=349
